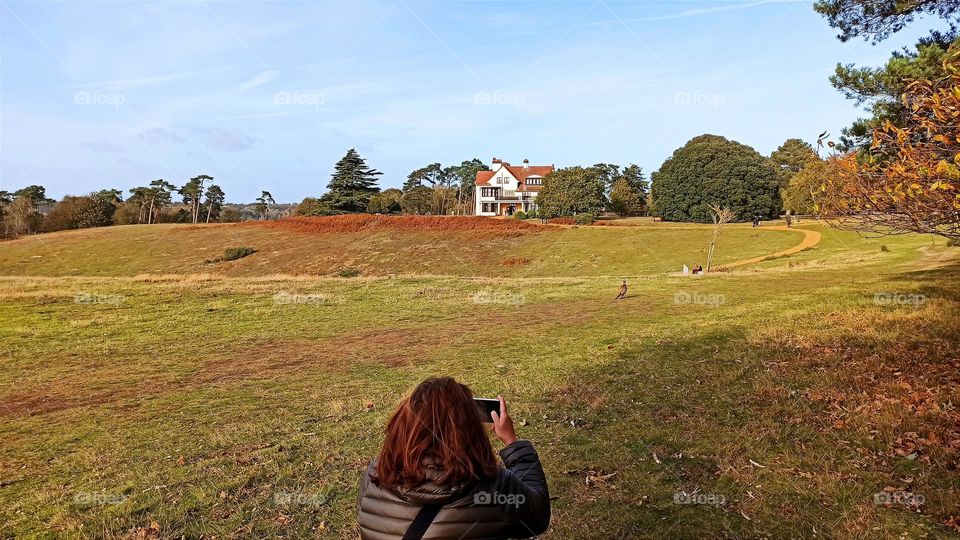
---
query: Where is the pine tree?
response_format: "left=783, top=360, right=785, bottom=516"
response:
left=322, top=149, right=382, bottom=213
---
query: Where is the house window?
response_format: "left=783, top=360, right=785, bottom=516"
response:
left=526, top=177, right=542, bottom=185
left=481, top=187, right=498, bottom=198
left=481, top=203, right=496, bottom=213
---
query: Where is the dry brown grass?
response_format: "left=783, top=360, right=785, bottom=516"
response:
left=247, top=214, right=547, bottom=236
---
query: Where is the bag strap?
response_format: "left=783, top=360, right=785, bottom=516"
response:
left=402, top=504, right=442, bottom=540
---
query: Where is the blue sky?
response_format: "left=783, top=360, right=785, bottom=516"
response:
left=0, top=0, right=942, bottom=203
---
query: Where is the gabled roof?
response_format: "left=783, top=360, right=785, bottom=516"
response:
left=476, top=163, right=554, bottom=191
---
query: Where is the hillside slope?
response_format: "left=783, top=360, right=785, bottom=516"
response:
left=0, top=216, right=803, bottom=277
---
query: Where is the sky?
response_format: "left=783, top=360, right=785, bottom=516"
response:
left=0, top=0, right=945, bottom=203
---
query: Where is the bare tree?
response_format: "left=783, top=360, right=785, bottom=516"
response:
left=706, top=204, right=735, bottom=272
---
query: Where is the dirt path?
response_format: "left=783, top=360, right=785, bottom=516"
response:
left=720, top=226, right=822, bottom=269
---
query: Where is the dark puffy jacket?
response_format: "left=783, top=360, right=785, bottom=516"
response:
left=357, top=440, right=550, bottom=539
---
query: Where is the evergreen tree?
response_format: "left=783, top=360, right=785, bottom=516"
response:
left=322, top=149, right=382, bottom=213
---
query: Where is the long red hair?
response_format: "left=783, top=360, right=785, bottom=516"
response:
left=376, top=377, right=498, bottom=489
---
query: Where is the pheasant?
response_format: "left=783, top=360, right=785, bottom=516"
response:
left=615, top=280, right=627, bottom=300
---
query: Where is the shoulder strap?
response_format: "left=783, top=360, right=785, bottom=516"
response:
left=402, top=504, right=442, bottom=540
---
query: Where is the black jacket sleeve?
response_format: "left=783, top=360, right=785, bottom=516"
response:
left=496, top=440, right=551, bottom=537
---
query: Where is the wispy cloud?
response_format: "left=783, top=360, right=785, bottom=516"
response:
left=138, top=127, right=185, bottom=144
left=595, top=0, right=800, bottom=23
left=236, top=69, right=280, bottom=93
left=193, top=127, right=257, bottom=152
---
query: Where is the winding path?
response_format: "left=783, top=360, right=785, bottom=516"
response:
left=720, top=226, right=822, bottom=269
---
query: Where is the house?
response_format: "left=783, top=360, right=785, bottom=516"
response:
left=475, top=158, right=554, bottom=216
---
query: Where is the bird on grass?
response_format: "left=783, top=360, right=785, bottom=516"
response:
left=615, top=280, right=627, bottom=300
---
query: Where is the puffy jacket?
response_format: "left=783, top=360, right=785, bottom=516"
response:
left=357, top=440, right=550, bottom=539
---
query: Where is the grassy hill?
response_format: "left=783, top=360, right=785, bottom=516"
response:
left=0, top=216, right=802, bottom=277
left=1, top=216, right=958, bottom=539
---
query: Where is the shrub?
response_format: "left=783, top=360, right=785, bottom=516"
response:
left=880, top=244, right=890, bottom=252
left=574, top=213, right=595, bottom=225
left=337, top=266, right=361, bottom=278
left=223, top=247, right=256, bottom=261
left=514, top=211, right=528, bottom=220
left=947, top=238, right=959, bottom=247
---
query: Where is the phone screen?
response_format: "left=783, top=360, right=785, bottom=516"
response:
left=474, top=398, right=500, bottom=422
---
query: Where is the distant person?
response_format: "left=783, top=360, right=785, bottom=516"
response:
left=785, top=212, right=793, bottom=228
left=692, top=264, right=702, bottom=274
left=615, top=280, right=627, bottom=300
left=357, top=377, right=550, bottom=540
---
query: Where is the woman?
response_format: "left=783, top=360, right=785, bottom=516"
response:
left=358, top=377, right=550, bottom=540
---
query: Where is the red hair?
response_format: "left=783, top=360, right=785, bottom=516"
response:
left=376, top=377, right=498, bottom=489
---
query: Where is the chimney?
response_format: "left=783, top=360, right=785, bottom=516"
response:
left=523, top=158, right=529, bottom=169
left=492, top=157, right=501, bottom=168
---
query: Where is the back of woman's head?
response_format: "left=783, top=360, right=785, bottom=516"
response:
left=376, top=377, right=498, bottom=489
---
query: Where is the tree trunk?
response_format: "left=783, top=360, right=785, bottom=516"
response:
left=206, top=203, right=212, bottom=223
left=147, top=198, right=155, bottom=225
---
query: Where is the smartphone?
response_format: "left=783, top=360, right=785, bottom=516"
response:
left=474, top=398, right=500, bottom=422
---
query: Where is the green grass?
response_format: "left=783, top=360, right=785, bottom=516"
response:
left=1, top=222, right=958, bottom=538
left=0, top=220, right=800, bottom=277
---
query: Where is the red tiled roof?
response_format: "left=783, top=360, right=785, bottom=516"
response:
left=475, top=164, right=554, bottom=191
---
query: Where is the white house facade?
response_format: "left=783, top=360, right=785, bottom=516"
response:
left=474, top=158, right=554, bottom=216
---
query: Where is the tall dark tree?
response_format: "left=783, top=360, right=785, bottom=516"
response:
left=403, top=163, right=446, bottom=190
left=814, top=0, right=959, bottom=43
left=443, top=158, right=486, bottom=214
left=13, top=185, right=51, bottom=208
left=255, top=191, right=274, bottom=220
left=651, top=134, right=781, bottom=223
left=181, top=175, right=213, bottom=223
left=322, top=149, right=382, bottom=213
left=204, top=185, right=226, bottom=223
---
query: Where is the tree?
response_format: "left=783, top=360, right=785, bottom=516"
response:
left=651, top=134, right=781, bottom=223
left=705, top=204, right=735, bottom=272
left=93, top=188, right=123, bottom=204
left=322, top=149, right=382, bottom=213
left=444, top=158, right=485, bottom=214
left=770, top=139, right=818, bottom=189
left=813, top=0, right=959, bottom=43
left=535, top=166, right=606, bottom=218
left=400, top=186, right=433, bottom=215
left=830, top=38, right=956, bottom=149
left=404, top=163, right=447, bottom=190
left=620, top=164, right=649, bottom=199
left=608, top=178, right=644, bottom=216
left=255, top=191, right=274, bottom=220
left=0, top=191, right=11, bottom=231
left=146, top=180, right=175, bottom=224
left=431, top=186, right=457, bottom=215
left=821, top=47, right=960, bottom=241
left=204, top=185, right=226, bottom=223
left=4, top=196, right=42, bottom=235
left=783, top=159, right=832, bottom=215
left=295, top=197, right=329, bottom=216
left=13, top=185, right=51, bottom=208
left=367, top=188, right=403, bottom=214
left=180, top=175, right=212, bottom=223
left=43, top=195, right=115, bottom=232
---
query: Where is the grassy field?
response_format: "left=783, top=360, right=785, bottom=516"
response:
left=1, top=217, right=959, bottom=539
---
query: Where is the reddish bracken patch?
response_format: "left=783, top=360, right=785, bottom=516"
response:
left=500, top=257, right=531, bottom=266
left=246, top=214, right=547, bottom=235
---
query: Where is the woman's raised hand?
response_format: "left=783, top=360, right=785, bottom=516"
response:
left=490, top=394, right=518, bottom=446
